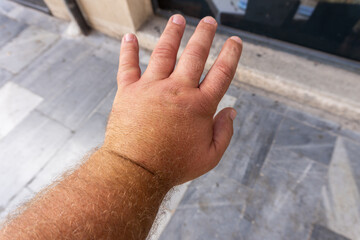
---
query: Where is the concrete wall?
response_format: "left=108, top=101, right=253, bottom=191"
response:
left=43, top=0, right=70, bottom=20
left=44, top=0, right=153, bottom=38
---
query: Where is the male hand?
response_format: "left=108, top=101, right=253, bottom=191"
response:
left=103, top=14, right=242, bottom=185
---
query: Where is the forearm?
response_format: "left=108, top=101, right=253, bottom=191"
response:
left=0, top=149, right=169, bottom=240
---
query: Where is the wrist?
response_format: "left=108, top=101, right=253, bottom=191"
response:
left=92, top=147, right=172, bottom=193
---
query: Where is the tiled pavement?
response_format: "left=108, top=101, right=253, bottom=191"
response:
left=1, top=3, right=360, bottom=240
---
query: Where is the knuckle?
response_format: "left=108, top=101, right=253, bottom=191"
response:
left=119, top=61, right=136, bottom=69
left=215, top=62, right=234, bottom=81
left=186, top=43, right=207, bottom=60
left=152, top=44, right=177, bottom=60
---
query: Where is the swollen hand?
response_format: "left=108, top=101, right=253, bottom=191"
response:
left=103, top=15, right=242, bottom=185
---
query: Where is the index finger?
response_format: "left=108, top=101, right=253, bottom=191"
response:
left=199, top=36, right=242, bottom=105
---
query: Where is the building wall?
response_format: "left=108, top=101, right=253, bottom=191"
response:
left=44, top=0, right=153, bottom=38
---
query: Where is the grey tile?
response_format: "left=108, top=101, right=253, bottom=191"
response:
left=0, top=1, right=17, bottom=14
left=337, top=127, right=360, bottom=144
left=285, top=107, right=340, bottom=132
left=344, top=139, right=360, bottom=194
left=214, top=97, right=283, bottom=187
left=244, top=149, right=328, bottom=240
left=37, top=55, right=117, bottom=130
left=320, top=138, right=360, bottom=239
left=0, top=68, right=12, bottom=88
left=241, top=110, right=283, bottom=187
left=179, top=171, right=249, bottom=211
left=0, top=26, right=58, bottom=73
left=96, top=88, right=116, bottom=117
left=0, top=82, right=43, bottom=140
left=310, top=225, right=350, bottom=240
left=1, top=2, right=66, bottom=34
left=84, top=31, right=120, bottom=50
left=160, top=172, right=252, bottom=239
left=0, top=111, right=71, bottom=207
left=12, top=39, right=94, bottom=100
left=28, top=113, right=107, bottom=193
left=273, top=118, right=337, bottom=165
left=225, top=84, right=243, bottom=98
left=0, top=187, right=34, bottom=220
left=0, top=14, right=26, bottom=48
left=238, top=90, right=287, bottom=114
left=93, top=47, right=119, bottom=65
left=160, top=206, right=251, bottom=240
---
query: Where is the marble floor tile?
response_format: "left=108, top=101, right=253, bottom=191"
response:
left=28, top=113, right=107, bottom=193
left=343, top=138, right=360, bottom=193
left=37, top=55, right=117, bottom=130
left=285, top=108, right=340, bottom=132
left=150, top=182, right=191, bottom=240
left=320, top=138, right=360, bottom=240
left=159, top=171, right=251, bottom=239
left=0, top=111, right=71, bottom=208
left=96, top=88, right=116, bottom=117
left=93, top=47, right=119, bottom=65
left=0, top=68, right=12, bottom=88
left=310, top=224, right=350, bottom=240
left=273, top=117, right=337, bottom=165
left=244, top=148, right=328, bottom=240
left=214, top=96, right=283, bottom=187
left=0, top=82, right=43, bottom=140
left=1, top=1, right=66, bottom=34
left=337, top=127, right=360, bottom=143
left=0, top=187, right=34, bottom=221
left=238, top=90, right=287, bottom=114
left=0, top=14, right=26, bottom=48
left=0, top=26, right=58, bottom=73
left=160, top=205, right=252, bottom=240
left=11, top=39, right=94, bottom=100
left=0, top=0, right=16, bottom=14
left=179, top=171, right=249, bottom=211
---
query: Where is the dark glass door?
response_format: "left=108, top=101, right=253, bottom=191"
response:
left=157, top=0, right=360, bottom=62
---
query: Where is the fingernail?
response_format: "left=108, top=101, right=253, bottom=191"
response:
left=203, top=16, right=217, bottom=25
left=229, top=109, right=237, bottom=120
left=230, top=36, right=242, bottom=44
left=172, top=14, right=185, bottom=25
left=124, top=33, right=135, bottom=42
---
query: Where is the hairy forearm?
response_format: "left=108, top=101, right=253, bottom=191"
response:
left=0, top=149, right=170, bottom=240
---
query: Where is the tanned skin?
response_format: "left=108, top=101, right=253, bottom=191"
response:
left=0, top=14, right=242, bottom=239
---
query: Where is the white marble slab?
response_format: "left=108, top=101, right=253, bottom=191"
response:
left=0, top=111, right=71, bottom=207
left=150, top=181, right=191, bottom=240
left=322, top=138, right=360, bottom=240
left=0, top=68, right=12, bottom=88
left=36, top=55, right=117, bottom=130
left=0, top=26, right=58, bottom=73
left=28, top=113, right=107, bottom=193
left=0, top=82, right=43, bottom=140
left=0, top=187, right=34, bottom=221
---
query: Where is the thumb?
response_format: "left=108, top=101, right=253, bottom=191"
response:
left=211, top=107, right=236, bottom=162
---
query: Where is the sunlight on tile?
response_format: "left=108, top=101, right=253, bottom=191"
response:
left=0, top=82, right=43, bottom=140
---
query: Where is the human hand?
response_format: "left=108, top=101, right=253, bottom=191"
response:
left=103, top=14, right=242, bottom=186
